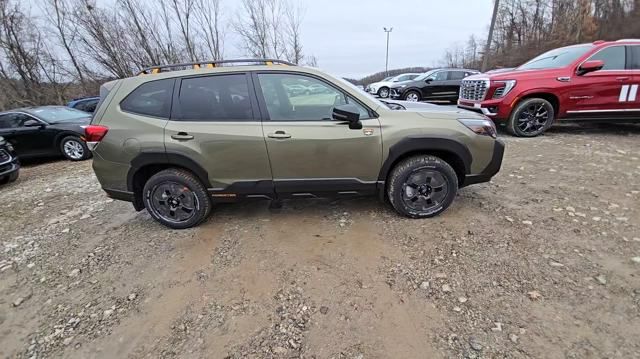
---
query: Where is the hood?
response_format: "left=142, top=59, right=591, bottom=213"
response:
left=382, top=99, right=484, bottom=117
left=368, top=80, right=393, bottom=88
left=49, top=117, right=91, bottom=125
left=470, top=67, right=567, bottom=81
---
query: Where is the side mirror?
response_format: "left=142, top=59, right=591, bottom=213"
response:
left=425, top=78, right=433, bottom=83
left=24, top=119, right=44, bottom=128
left=577, top=60, right=604, bottom=76
left=332, top=104, right=362, bottom=129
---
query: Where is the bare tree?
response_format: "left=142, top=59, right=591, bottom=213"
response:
left=284, top=1, right=305, bottom=63
left=194, top=0, right=224, bottom=60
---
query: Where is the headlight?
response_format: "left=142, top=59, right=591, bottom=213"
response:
left=492, top=80, right=516, bottom=98
left=458, top=118, right=497, bottom=138
left=5, top=142, right=14, bottom=152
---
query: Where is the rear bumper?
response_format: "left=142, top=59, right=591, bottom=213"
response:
left=463, top=139, right=505, bottom=186
left=103, top=188, right=134, bottom=202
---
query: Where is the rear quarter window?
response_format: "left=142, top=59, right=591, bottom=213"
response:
left=120, top=79, right=174, bottom=118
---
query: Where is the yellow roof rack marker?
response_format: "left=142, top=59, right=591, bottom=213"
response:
left=193, top=64, right=201, bottom=69
left=265, top=61, right=273, bottom=66
left=207, top=63, right=215, bottom=68
left=151, top=68, right=160, bottom=74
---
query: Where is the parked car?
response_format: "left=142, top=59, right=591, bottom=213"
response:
left=458, top=39, right=640, bottom=137
left=88, top=58, right=504, bottom=229
left=366, top=73, right=421, bottom=98
left=0, top=135, right=20, bottom=184
left=67, top=96, right=100, bottom=113
left=0, top=106, right=92, bottom=161
left=389, top=69, right=479, bottom=102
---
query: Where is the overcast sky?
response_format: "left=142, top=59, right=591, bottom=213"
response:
left=225, top=0, right=494, bottom=78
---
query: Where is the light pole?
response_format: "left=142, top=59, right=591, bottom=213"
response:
left=482, top=0, right=500, bottom=72
left=383, top=27, right=393, bottom=76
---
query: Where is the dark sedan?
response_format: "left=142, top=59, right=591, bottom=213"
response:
left=0, top=106, right=92, bottom=161
left=0, top=135, right=19, bottom=184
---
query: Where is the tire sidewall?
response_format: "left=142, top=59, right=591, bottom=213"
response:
left=388, top=156, right=458, bottom=218
left=142, top=169, right=211, bottom=229
left=60, top=136, right=91, bottom=161
left=404, top=90, right=420, bottom=102
left=378, top=87, right=390, bottom=98
left=508, top=98, right=555, bottom=137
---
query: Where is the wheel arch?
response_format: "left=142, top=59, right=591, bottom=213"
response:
left=377, top=136, right=472, bottom=201
left=515, top=91, right=560, bottom=116
left=127, top=152, right=211, bottom=211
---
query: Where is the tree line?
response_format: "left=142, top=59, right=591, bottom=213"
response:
left=0, top=0, right=314, bottom=110
left=442, top=0, right=640, bottom=70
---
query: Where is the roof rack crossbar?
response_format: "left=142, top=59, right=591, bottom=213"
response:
left=138, top=58, right=296, bottom=75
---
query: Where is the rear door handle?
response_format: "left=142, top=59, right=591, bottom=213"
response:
left=171, top=132, right=194, bottom=141
left=616, top=77, right=630, bottom=81
left=267, top=131, right=291, bottom=139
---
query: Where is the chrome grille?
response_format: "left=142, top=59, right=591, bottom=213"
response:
left=0, top=149, right=10, bottom=164
left=460, top=79, right=489, bottom=101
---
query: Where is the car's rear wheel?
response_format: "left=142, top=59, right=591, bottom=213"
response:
left=507, top=98, right=554, bottom=137
left=387, top=155, right=458, bottom=218
left=142, top=169, right=212, bottom=229
left=404, top=90, right=421, bottom=102
left=60, top=136, right=91, bottom=161
left=377, top=87, right=390, bottom=98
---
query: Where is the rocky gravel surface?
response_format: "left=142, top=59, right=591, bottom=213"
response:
left=1, top=122, right=639, bottom=358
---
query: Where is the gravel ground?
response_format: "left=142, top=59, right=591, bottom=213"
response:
left=1, top=123, right=639, bottom=358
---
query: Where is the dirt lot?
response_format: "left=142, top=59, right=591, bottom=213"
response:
left=1, top=123, right=639, bottom=358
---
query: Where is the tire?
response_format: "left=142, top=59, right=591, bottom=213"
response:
left=387, top=155, right=458, bottom=218
left=0, top=171, right=18, bottom=184
left=60, top=136, right=91, bottom=161
left=142, top=168, right=212, bottom=229
left=403, top=90, right=421, bottom=102
left=507, top=98, right=555, bottom=137
left=377, top=87, right=390, bottom=98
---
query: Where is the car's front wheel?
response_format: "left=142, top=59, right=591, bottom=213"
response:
left=377, top=87, right=390, bottom=98
left=0, top=171, right=18, bottom=185
left=387, top=155, right=458, bottom=218
left=403, top=90, right=421, bottom=102
left=142, top=169, right=212, bottom=229
left=507, top=98, right=554, bottom=137
left=60, top=136, right=91, bottom=161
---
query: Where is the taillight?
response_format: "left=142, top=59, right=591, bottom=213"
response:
left=84, top=125, right=109, bottom=142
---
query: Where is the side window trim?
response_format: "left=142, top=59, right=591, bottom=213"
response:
left=170, top=72, right=259, bottom=122
left=251, top=70, right=376, bottom=122
left=581, top=45, right=628, bottom=71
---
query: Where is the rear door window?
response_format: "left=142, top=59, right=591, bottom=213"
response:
left=120, top=79, right=174, bottom=118
left=447, top=71, right=466, bottom=80
left=586, top=46, right=626, bottom=70
left=629, top=45, right=640, bottom=69
left=176, top=74, right=254, bottom=121
left=0, top=114, right=21, bottom=129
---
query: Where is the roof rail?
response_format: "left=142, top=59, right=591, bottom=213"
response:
left=138, top=59, right=296, bottom=75
left=616, top=39, right=640, bottom=42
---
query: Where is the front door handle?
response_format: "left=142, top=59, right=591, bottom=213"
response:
left=171, top=132, right=194, bottom=141
left=267, top=131, right=291, bottom=139
left=616, top=76, right=630, bottom=81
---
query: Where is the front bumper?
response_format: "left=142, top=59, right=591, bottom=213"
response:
left=462, top=139, right=505, bottom=187
left=389, top=88, right=403, bottom=99
left=0, top=151, right=20, bottom=179
left=457, top=98, right=512, bottom=121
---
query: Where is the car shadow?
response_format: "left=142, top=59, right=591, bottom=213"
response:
left=17, top=156, right=67, bottom=167
left=496, top=121, right=640, bottom=136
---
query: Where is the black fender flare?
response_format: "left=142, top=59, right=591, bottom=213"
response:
left=127, top=151, right=212, bottom=193
left=377, top=136, right=472, bottom=183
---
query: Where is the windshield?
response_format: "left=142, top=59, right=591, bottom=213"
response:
left=518, top=45, right=593, bottom=70
left=28, top=107, right=90, bottom=123
left=414, top=70, right=437, bottom=81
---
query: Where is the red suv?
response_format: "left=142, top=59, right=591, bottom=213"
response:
left=458, top=40, right=640, bottom=136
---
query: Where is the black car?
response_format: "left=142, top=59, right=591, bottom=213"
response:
left=0, top=106, right=92, bottom=161
left=0, top=135, right=20, bottom=184
left=389, top=68, right=479, bottom=102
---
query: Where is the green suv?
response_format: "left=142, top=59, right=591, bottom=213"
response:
left=87, top=59, right=504, bottom=229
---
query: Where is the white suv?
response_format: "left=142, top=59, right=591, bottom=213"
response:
left=366, top=73, right=421, bottom=98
